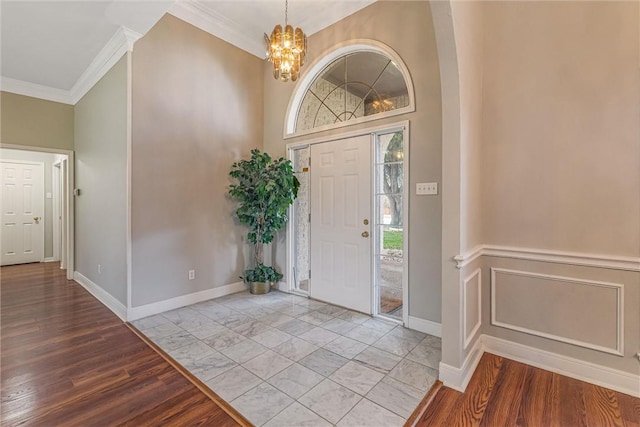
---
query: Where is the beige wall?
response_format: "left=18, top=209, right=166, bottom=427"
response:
left=481, top=257, right=639, bottom=374
left=75, top=55, right=129, bottom=305
left=263, top=0, right=443, bottom=323
left=481, top=1, right=639, bottom=256
left=131, top=14, right=264, bottom=307
left=453, top=1, right=484, bottom=254
left=3, top=0, right=635, bottom=383
left=467, top=1, right=640, bottom=377
left=1, top=92, right=74, bottom=150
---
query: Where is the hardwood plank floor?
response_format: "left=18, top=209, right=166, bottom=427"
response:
left=1, top=262, right=247, bottom=426
left=411, top=352, right=640, bottom=427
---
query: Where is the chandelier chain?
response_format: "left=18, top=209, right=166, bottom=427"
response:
left=285, top=0, right=288, bottom=25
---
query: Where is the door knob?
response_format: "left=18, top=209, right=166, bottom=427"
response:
left=363, top=219, right=369, bottom=225
left=33, top=217, right=41, bottom=223
left=361, top=231, right=369, bottom=238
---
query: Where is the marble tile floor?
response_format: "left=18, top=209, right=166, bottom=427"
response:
left=133, top=290, right=441, bottom=426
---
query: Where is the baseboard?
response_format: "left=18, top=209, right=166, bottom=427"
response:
left=483, top=335, right=640, bottom=397
left=407, top=316, right=442, bottom=337
left=440, top=334, right=640, bottom=396
left=73, top=271, right=128, bottom=321
left=275, top=281, right=289, bottom=292
left=127, top=281, right=247, bottom=321
left=44, top=257, right=59, bottom=263
left=438, top=335, right=484, bottom=392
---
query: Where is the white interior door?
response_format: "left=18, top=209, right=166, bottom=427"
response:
left=1, top=161, right=45, bottom=265
left=310, top=135, right=372, bottom=313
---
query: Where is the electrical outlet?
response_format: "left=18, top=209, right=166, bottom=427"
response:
left=98, top=264, right=102, bottom=275
left=416, top=182, right=438, bottom=195
left=188, top=270, right=195, bottom=280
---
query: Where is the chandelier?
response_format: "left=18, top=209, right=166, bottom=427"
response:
left=264, top=0, right=307, bottom=82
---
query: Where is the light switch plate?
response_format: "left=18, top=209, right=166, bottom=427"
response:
left=416, top=182, right=438, bottom=195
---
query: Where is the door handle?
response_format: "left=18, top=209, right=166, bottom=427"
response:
left=33, top=217, right=41, bottom=223
left=361, top=231, right=369, bottom=238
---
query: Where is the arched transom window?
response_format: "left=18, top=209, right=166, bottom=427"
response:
left=286, top=40, right=414, bottom=137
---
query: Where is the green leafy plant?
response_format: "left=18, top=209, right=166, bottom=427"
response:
left=229, top=148, right=299, bottom=283
left=241, top=264, right=283, bottom=283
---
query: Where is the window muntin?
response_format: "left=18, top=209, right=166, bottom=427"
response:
left=295, top=51, right=410, bottom=133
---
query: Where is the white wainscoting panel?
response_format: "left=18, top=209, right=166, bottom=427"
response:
left=463, top=268, right=482, bottom=349
left=491, top=268, right=624, bottom=356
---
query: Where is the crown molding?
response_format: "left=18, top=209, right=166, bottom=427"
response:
left=1, top=26, right=140, bottom=106
left=2, top=2, right=378, bottom=104
left=295, top=1, right=376, bottom=36
left=70, top=26, right=141, bottom=104
left=169, top=1, right=266, bottom=58
left=168, top=1, right=377, bottom=60
left=1, top=77, right=74, bottom=105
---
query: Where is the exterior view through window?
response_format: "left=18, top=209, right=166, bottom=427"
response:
left=375, top=130, right=404, bottom=320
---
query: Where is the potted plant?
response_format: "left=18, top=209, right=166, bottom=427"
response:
left=229, top=149, right=299, bottom=294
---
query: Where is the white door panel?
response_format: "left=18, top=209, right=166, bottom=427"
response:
left=310, top=135, right=371, bottom=314
left=1, top=161, right=44, bottom=265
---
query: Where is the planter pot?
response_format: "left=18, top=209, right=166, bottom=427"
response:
left=249, top=281, right=272, bottom=295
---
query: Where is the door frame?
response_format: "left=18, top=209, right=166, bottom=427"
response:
left=0, top=144, right=75, bottom=280
left=53, top=161, right=61, bottom=262
left=286, top=120, right=409, bottom=323
left=0, top=159, right=45, bottom=264
left=371, top=125, right=410, bottom=325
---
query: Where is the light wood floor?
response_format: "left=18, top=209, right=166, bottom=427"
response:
left=411, top=352, right=640, bottom=427
left=1, top=262, right=247, bottom=426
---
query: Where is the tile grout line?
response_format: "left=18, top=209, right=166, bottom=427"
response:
left=135, top=290, right=441, bottom=426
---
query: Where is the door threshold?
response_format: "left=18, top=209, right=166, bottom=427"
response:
left=374, top=313, right=403, bottom=325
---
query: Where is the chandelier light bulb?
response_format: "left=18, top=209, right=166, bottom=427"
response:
left=264, top=0, right=307, bottom=82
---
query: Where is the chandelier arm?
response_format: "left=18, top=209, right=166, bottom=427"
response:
left=266, top=0, right=305, bottom=82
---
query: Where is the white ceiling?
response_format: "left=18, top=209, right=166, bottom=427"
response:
left=0, top=0, right=376, bottom=104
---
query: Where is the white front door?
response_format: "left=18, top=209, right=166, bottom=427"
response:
left=310, top=135, right=372, bottom=313
left=1, top=161, right=45, bottom=265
